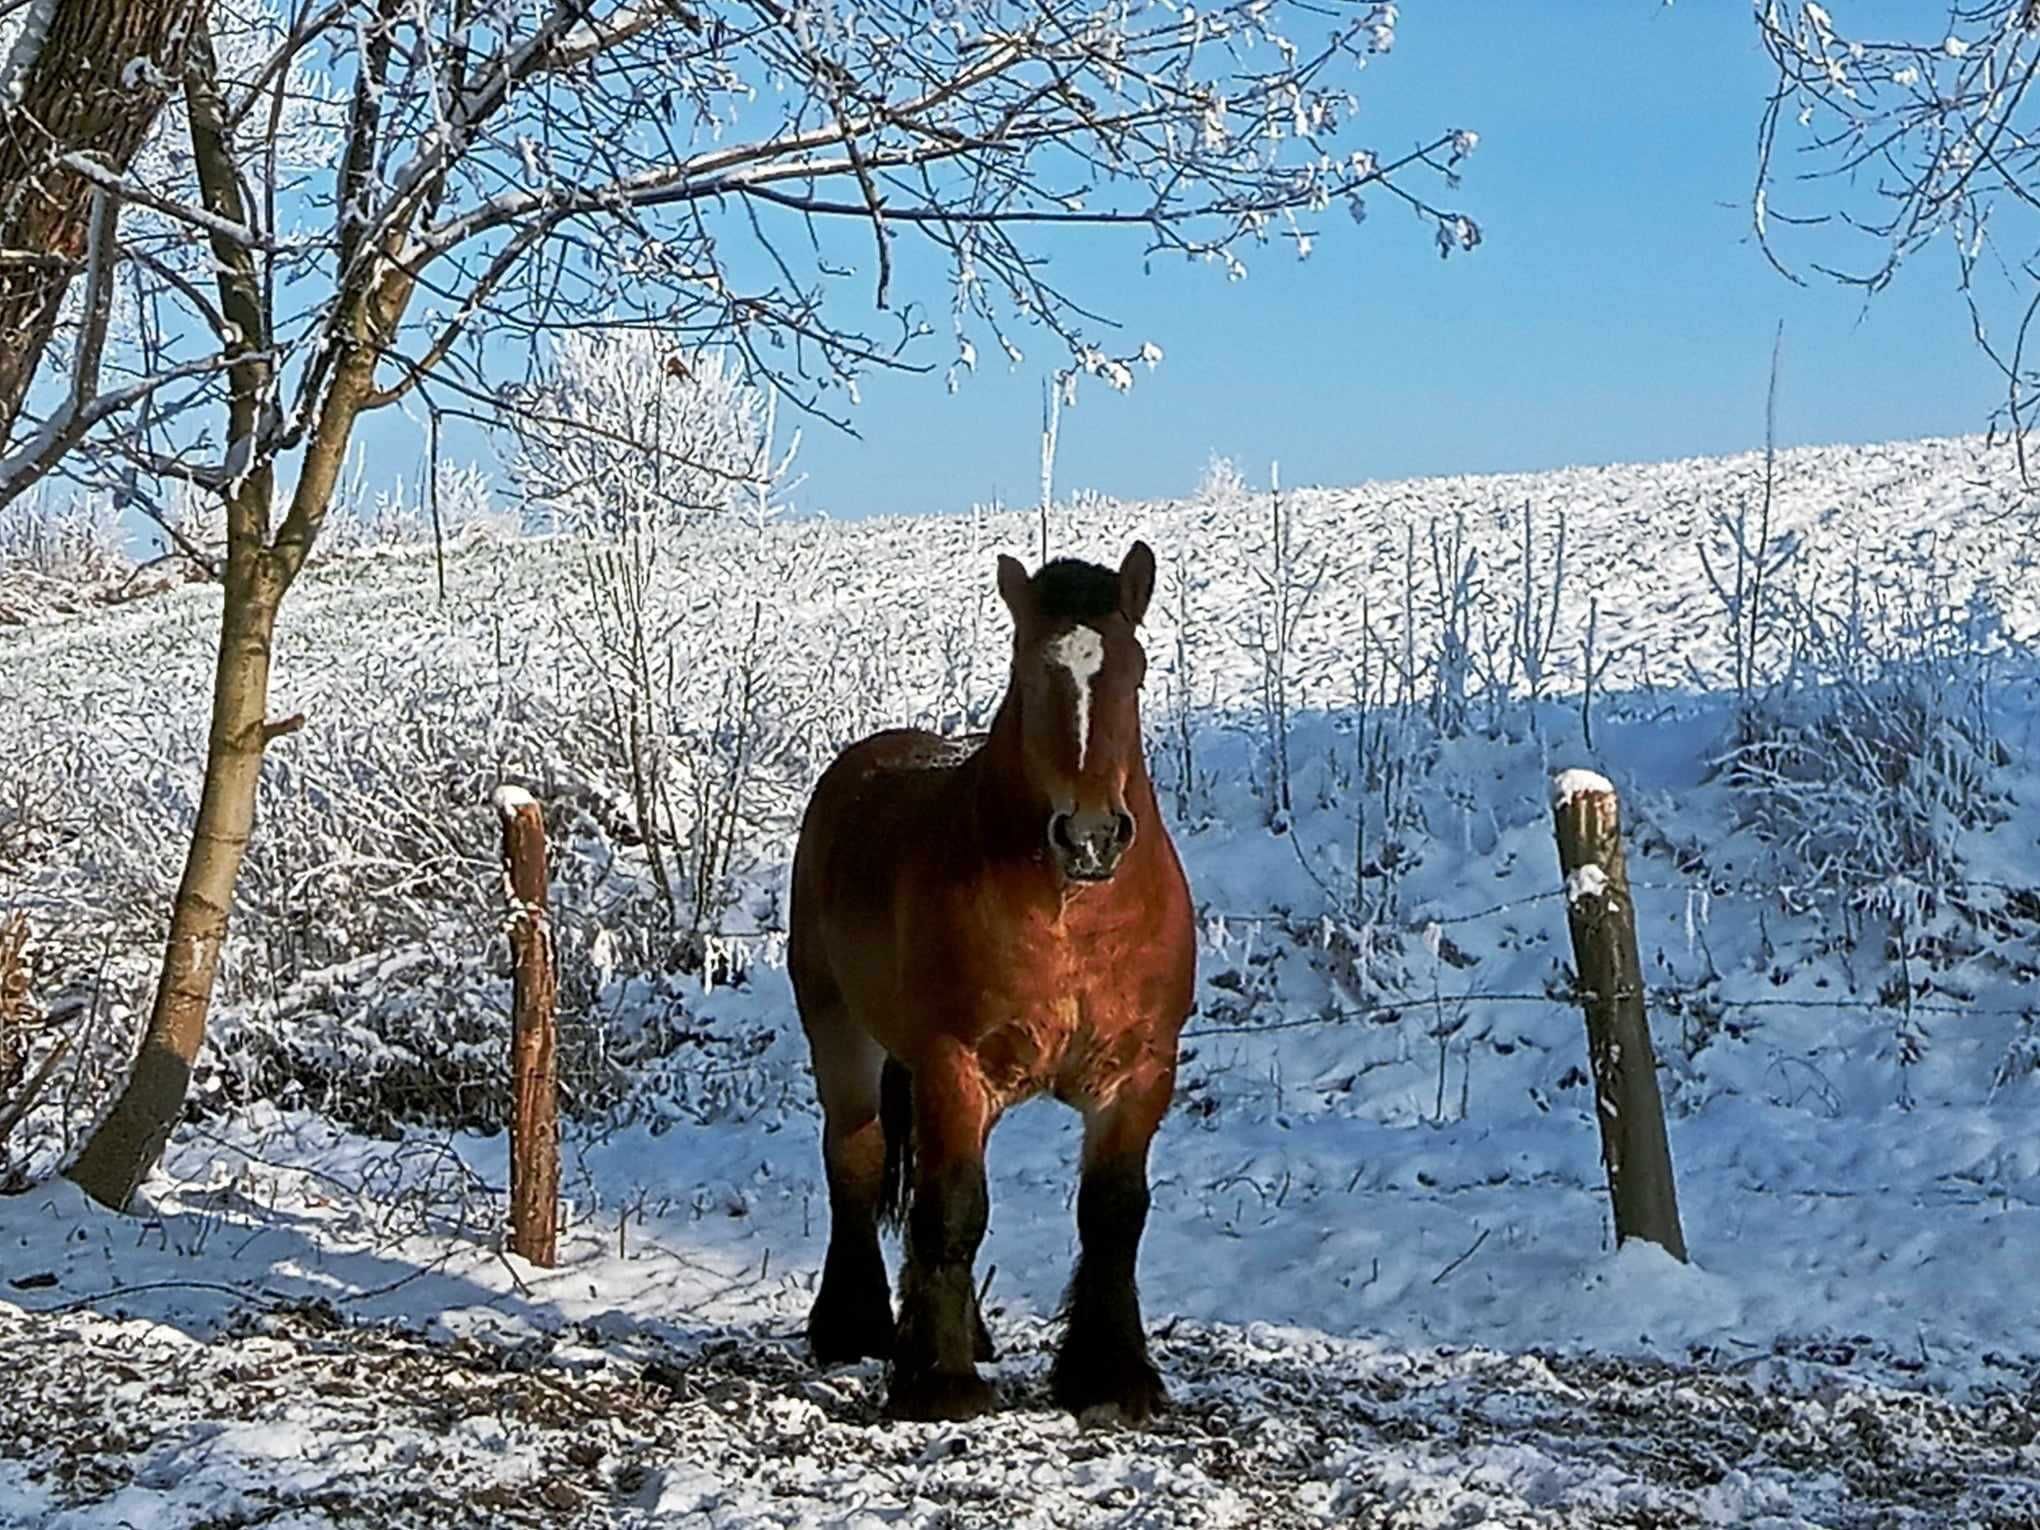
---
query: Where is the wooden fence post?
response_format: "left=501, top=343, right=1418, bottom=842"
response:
left=493, top=785, right=559, bottom=1269
left=1550, top=769, right=1688, bottom=1262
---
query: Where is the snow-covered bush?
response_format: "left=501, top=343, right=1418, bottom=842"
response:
left=201, top=940, right=758, bottom=1135
left=1717, top=569, right=2013, bottom=916
left=0, top=490, right=127, bottom=584
left=508, top=336, right=793, bottom=538
left=322, top=460, right=516, bottom=555
left=508, top=333, right=802, bottom=955
left=1196, top=452, right=1251, bottom=505
left=154, top=478, right=227, bottom=567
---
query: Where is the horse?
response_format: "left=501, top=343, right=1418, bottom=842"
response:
left=787, top=540, right=1197, bottom=1424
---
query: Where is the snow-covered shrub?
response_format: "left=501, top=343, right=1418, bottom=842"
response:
left=196, top=683, right=739, bottom=1132
left=508, top=335, right=793, bottom=538
left=1242, top=469, right=1325, bottom=823
left=1423, top=512, right=1480, bottom=738
left=201, top=942, right=729, bottom=1134
left=156, top=478, right=227, bottom=567
left=548, top=527, right=836, bottom=958
left=0, top=491, right=128, bottom=584
left=510, top=333, right=801, bottom=953
left=1700, top=486, right=1799, bottom=723
left=432, top=460, right=521, bottom=540
left=1499, top=498, right=1568, bottom=735
left=1718, top=569, right=2012, bottom=917
left=322, top=460, right=515, bottom=555
left=205, top=809, right=791, bottom=1136
left=1196, top=452, right=1250, bottom=505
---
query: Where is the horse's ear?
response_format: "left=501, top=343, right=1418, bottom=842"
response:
left=997, top=554, right=1034, bottom=621
left=1119, top=540, right=1157, bottom=626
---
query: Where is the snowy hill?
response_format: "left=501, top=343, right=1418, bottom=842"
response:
left=3, top=434, right=2039, bottom=1525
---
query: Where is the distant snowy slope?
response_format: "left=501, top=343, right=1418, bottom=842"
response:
left=3, top=432, right=2037, bottom=1146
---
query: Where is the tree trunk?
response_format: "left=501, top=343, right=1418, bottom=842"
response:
left=60, top=13, right=393, bottom=1210
left=64, top=542, right=283, bottom=1209
left=0, top=0, right=202, bottom=445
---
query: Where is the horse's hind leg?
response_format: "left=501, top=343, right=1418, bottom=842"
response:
left=1050, top=1072, right=1172, bottom=1425
left=802, top=1010, right=895, bottom=1365
left=888, top=1040, right=996, bottom=1422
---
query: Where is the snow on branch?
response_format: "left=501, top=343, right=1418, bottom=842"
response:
left=56, top=153, right=276, bottom=252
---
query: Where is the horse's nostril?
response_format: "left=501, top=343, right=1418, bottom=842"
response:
left=1048, top=812, right=1077, bottom=854
left=1113, top=811, right=1136, bottom=848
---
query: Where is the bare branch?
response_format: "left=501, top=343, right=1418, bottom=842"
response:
left=0, top=353, right=246, bottom=511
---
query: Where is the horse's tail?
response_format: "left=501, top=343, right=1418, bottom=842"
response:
left=878, top=1056, right=914, bottom=1231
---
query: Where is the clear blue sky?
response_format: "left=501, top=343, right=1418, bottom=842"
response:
left=365, top=1, right=1998, bottom=521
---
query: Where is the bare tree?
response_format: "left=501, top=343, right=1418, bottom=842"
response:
left=10, top=0, right=1477, bottom=1207
left=513, top=332, right=793, bottom=943
left=1754, top=2, right=2040, bottom=477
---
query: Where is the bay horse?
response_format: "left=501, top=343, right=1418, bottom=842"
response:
left=788, top=541, right=1196, bottom=1424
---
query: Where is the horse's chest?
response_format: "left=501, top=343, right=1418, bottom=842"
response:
left=972, top=943, right=1145, bottom=1108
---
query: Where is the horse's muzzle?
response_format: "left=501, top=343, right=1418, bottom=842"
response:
left=1048, top=808, right=1136, bottom=883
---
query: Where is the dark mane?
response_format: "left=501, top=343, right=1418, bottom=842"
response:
left=1032, top=558, right=1120, bottom=623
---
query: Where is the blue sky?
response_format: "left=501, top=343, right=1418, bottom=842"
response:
left=367, top=1, right=2001, bottom=522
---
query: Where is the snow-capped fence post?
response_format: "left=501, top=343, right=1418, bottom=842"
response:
left=1550, top=770, right=1688, bottom=1263
left=494, top=785, right=559, bottom=1269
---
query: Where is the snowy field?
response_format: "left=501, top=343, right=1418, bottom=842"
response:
left=4, top=436, right=2040, bottom=1525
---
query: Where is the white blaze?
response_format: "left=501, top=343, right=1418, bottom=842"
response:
left=1046, top=626, right=1105, bottom=770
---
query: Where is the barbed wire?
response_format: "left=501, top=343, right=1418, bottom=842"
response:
left=199, top=976, right=2034, bottom=1114
left=1185, top=990, right=2038, bottom=1040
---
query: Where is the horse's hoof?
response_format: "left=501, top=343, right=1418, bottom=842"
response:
left=1050, top=1350, right=1167, bottom=1427
left=807, top=1291, right=896, bottom=1367
left=884, top=1368, right=997, bottom=1422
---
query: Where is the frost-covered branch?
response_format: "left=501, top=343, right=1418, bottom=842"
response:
left=5, top=0, right=1480, bottom=505
left=1754, top=2, right=2040, bottom=475
left=55, top=153, right=276, bottom=253
left=0, top=358, right=247, bottom=513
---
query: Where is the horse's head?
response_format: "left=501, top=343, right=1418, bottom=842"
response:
left=995, top=541, right=1157, bottom=885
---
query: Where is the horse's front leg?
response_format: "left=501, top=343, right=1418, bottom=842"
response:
left=1051, top=1065, right=1172, bottom=1424
left=888, top=1041, right=996, bottom=1421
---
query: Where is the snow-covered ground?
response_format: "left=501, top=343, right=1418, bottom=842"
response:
left=4, top=436, right=2040, bottom=1525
